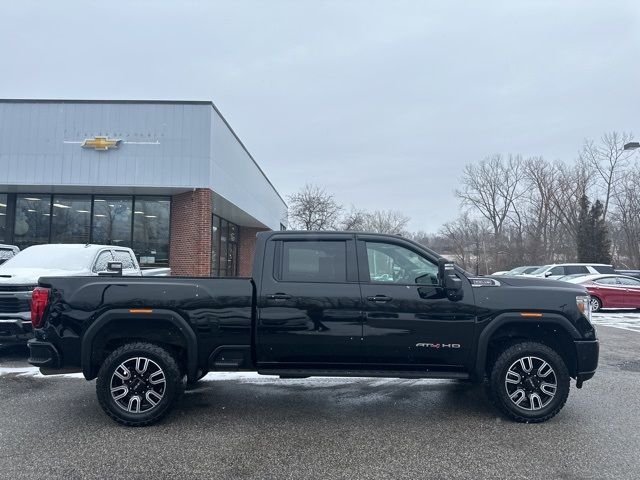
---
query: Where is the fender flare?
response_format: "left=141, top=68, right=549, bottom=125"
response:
left=472, top=312, right=581, bottom=381
left=81, top=308, right=198, bottom=381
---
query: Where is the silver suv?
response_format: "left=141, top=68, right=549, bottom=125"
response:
left=529, top=263, right=615, bottom=280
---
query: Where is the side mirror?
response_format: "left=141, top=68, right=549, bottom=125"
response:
left=544, top=271, right=553, bottom=278
left=438, top=258, right=463, bottom=300
left=99, top=261, right=123, bottom=276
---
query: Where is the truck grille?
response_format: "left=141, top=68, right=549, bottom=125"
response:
left=0, top=297, right=31, bottom=313
left=0, top=285, right=35, bottom=292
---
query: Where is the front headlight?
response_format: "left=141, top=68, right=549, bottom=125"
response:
left=576, top=295, right=592, bottom=322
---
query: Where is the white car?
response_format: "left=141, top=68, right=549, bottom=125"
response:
left=0, top=244, right=169, bottom=347
left=528, top=263, right=615, bottom=280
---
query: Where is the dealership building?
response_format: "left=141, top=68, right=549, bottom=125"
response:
left=0, top=99, right=287, bottom=276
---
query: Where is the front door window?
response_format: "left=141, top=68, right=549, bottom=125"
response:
left=365, top=242, right=439, bottom=285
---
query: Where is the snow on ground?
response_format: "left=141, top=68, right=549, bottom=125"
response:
left=0, top=365, right=456, bottom=390
left=592, top=310, right=640, bottom=333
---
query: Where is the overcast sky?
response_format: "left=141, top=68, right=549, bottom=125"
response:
left=1, top=0, right=638, bottom=232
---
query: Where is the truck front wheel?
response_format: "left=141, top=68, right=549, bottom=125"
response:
left=96, top=342, right=184, bottom=427
left=488, top=341, right=570, bottom=423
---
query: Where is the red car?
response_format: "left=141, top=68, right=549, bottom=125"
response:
left=569, top=274, right=640, bottom=312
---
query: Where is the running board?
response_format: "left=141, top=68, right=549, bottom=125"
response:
left=259, top=369, right=470, bottom=380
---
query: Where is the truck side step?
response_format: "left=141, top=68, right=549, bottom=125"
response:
left=259, top=369, right=470, bottom=380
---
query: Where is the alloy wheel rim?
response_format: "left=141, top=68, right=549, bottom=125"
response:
left=504, top=356, right=557, bottom=411
left=590, top=298, right=600, bottom=312
left=110, top=357, right=166, bottom=413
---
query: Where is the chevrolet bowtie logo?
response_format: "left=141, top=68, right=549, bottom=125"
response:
left=81, top=136, right=121, bottom=151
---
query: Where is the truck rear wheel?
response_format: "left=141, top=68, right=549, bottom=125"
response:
left=488, top=341, right=570, bottom=423
left=96, top=342, right=184, bottom=427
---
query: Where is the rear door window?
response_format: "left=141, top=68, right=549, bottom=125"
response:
left=593, top=265, right=615, bottom=274
left=595, top=277, right=620, bottom=285
left=565, top=265, right=589, bottom=275
left=114, top=250, right=136, bottom=270
left=280, top=241, right=347, bottom=283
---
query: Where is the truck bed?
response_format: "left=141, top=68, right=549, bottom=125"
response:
left=35, top=276, right=255, bottom=374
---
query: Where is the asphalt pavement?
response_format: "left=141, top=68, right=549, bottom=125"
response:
left=1, top=315, right=639, bottom=480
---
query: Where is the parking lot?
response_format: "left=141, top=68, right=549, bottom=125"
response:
left=1, top=312, right=639, bottom=480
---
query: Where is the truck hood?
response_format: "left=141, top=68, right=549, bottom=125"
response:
left=473, top=274, right=589, bottom=322
left=0, top=268, right=88, bottom=286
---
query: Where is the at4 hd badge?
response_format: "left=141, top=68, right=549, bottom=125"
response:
left=416, top=343, right=461, bottom=349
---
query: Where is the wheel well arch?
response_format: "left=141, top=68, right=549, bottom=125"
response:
left=81, top=309, right=198, bottom=381
left=474, top=315, right=580, bottom=380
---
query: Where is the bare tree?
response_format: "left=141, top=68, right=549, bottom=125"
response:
left=580, top=131, right=635, bottom=220
left=612, top=165, right=640, bottom=268
left=361, top=210, right=410, bottom=235
left=547, top=159, right=594, bottom=259
left=440, top=213, right=492, bottom=274
left=287, top=184, right=343, bottom=230
left=340, top=206, right=368, bottom=231
left=456, top=154, right=525, bottom=237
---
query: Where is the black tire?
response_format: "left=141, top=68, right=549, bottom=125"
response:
left=488, top=341, right=570, bottom=423
left=96, top=342, right=184, bottom=427
left=590, top=296, right=602, bottom=313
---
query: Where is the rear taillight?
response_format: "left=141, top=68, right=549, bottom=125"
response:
left=31, top=287, right=50, bottom=328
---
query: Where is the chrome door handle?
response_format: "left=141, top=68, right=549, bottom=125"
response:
left=367, top=295, right=393, bottom=303
left=266, top=293, right=291, bottom=301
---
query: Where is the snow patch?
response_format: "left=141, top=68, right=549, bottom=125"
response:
left=0, top=366, right=84, bottom=378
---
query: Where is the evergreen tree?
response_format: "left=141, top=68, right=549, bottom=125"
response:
left=576, top=195, right=612, bottom=263
left=576, top=195, right=591, bottom=262
left=590, top=200, right=612, bottom=264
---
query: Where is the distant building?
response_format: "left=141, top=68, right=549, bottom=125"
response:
left=0, top=99, right=287, bottom=276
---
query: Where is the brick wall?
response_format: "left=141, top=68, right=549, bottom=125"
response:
left=169, top=189, right=212, bottom=276
left=238, top=226, right=269, bottom=277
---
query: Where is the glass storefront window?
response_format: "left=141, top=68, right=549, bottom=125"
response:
left=51, top=195, right=91, bottom=244
left=212, top=214, right=238, bottom=276
left=133, top=197, right=170, bottom=266
left=92, top=196, right=133, bottom=247
left=3, top=194, right=171, bottom=266
left=0, top=194, right=7, bottom=243
left=219, top=219, right=228, bottom=276
left=13, top=195, right=52, bottom=250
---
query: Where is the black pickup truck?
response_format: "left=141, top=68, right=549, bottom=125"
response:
left=28, top=231, right=599, bottom=426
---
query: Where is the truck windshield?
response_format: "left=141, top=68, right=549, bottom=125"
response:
left=0, top=246, right=96, bottom=271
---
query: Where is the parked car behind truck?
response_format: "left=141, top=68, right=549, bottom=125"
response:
left=567, top=274, right=640, bottom=312
left=29, top=231, right=599, bottom=426
left=529, top=263, right=615, bottom=280
left=0, top=244, right=19, bottom=266
left=0, top=244, right=170, bottom=348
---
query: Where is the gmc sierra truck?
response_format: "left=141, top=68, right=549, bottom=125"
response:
left=28, top=231, right=599, bottom=426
